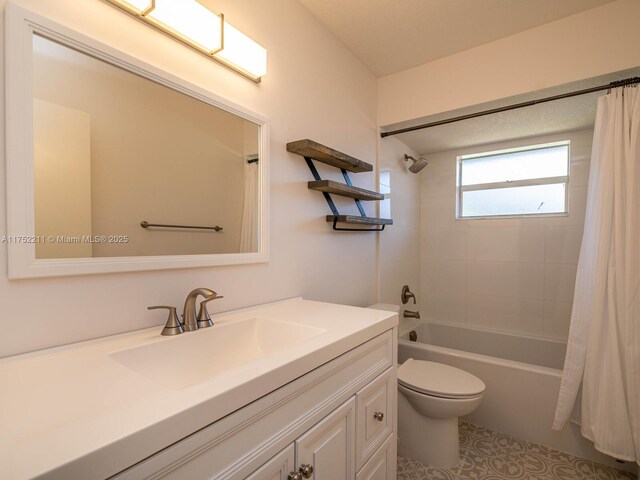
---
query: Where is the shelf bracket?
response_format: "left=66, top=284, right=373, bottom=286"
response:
left=305, top=157, right=383, bottom=230
left=287, top=139, right=393, bottom=232
left=331, top=217, right=386, bottom=232
left=305, top=157, right=339, bottom=216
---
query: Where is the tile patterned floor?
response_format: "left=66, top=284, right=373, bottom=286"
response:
left=397, top=422, right=638, bottom=480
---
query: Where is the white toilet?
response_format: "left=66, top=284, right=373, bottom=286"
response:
left=397, top=358, right=485, bottom=468
left=366, top=303, right=485, bottom=468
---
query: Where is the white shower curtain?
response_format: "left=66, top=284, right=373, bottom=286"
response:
left=553, top=86, right=640, bottom=464
left=239, top=160, right=259, bottom=253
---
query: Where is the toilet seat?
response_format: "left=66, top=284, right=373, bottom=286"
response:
left=398, top=358, right=485, bottom=399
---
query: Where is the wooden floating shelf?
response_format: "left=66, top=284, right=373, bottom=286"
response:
left=287, top=139, right=373, bottom=173
left=326, top=215, right=393, bottom=226
left=308, top=180, right=384, bottom=201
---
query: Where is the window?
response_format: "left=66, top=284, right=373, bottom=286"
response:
left=379, top=169, right=391, bottom=219
left=457, top=141, right=569, bottom=219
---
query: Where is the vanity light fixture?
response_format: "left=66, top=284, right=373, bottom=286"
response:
left=105, top=0, right=267, bottom=82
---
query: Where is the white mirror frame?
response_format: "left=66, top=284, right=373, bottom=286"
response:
left=5, top=2, right=270, bottom=279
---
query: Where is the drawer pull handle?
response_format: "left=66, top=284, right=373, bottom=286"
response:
left=373, top=411, right=384, bottom=421
left=288, top=472, right=302, bottom=480
left=299, top=464, right=314, bottom=478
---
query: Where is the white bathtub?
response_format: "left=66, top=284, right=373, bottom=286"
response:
left=398, top=321, right=635, bottom=472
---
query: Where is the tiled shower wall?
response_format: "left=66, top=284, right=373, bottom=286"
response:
left=420, top=129, right=592, bottom=341
left=378, top=136, right=421, bottom=324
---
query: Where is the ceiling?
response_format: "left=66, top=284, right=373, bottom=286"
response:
left=382, top=67, right=640, bottom=155
left=298, top=0, right=618, bottom=77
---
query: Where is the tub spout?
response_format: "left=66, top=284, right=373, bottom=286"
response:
left=404, top=309, right=420, bottom=319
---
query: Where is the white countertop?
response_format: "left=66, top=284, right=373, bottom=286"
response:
left=0, top=298, right=397, bottom=480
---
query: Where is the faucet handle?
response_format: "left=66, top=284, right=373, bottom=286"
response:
left=401, top=285, right=416, bottom=304
left=197, top=294, right=224, bottom=328
left=148, top=306, right=184, bottom=336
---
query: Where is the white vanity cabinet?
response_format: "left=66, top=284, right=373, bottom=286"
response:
left=244, top=445, right=295, bottom=480
left=294, top=398, right=356, bottom=480
left=113, top=329, right=397, bottom=480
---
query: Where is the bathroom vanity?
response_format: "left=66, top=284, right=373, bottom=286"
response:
left=0, top=298, right=398, bottom=480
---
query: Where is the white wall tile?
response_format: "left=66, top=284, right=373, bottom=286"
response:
left=421, top=289, right=467, bottom=324
left=380, top=259, right=420, bottom=307
left=466, top=216, right=546, bottom=228
left=421, top=161, right=457, bottom=199
left=421, top=259, right=467, bottom=293
left=419, top=130, right=591, bottom=340
left=421, top=195, right=457, bottom=228
left=545, top=225, right=584, bottom=264
left=546, top=186, right=588, bottom=227
left=380, top=225, right=419, bottom=263
left=468, top=294, right=544, bottom=336
left=570, top=157, right=591, bottom=187
left=544, top=263, right=578, bottom=302
left=422, top=226, right=468, bottom=260
left=468, top=226, right=545, bottom=263
left=379, top=136, right=422, bottom=309
left=468, top=261, right=544, bottom=300
left=543, top=301, right=573, bottom=340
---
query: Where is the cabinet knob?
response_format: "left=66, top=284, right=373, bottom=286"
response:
left=299, top=463, right=314, bottom=478
left=373, top=411, right=384, bottom=421
left=288, top=472, right=302, bottom=480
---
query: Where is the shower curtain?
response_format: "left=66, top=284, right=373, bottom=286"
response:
left=553, top=86, right=640, bottom=464
left=239, top=160, right=259, bottom=253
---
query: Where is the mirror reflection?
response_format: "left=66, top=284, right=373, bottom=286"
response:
left=32, top=34, right=260, bottom=259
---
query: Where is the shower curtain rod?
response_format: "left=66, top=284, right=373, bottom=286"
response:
left=380, top=76, right=640, bottom=138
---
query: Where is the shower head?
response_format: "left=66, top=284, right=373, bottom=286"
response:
left=404, top=154, right=428, bottom=174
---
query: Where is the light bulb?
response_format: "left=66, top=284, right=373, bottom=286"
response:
left=215, top=22, right=267, bottom=79
left=147, top=0, right=223, bottom=53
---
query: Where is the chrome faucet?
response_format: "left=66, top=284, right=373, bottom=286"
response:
left=182, top=288, right=222, bottom=332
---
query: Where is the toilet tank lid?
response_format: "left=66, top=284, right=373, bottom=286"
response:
left=367, top=303, right=400, bottom=312
left=398, top=358, right=485, bottom=398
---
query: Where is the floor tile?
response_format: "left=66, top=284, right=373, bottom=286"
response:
left=398, top=422, right=637, bottom=480
left=592, top=462, right=638, bottom=480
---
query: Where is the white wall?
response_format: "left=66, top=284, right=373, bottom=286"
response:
left=378, top=0, right=640, bottom=126
left=0, top=0, right=379, bottom=357
left=378, top=137, right=421, bottom=330
left=420, top=129, right=592, bottom=341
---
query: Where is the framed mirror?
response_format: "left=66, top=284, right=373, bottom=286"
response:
left=5, top=2, right=269, bottom=278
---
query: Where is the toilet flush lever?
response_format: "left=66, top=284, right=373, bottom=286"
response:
left=401, top=285, right=416, bottom=304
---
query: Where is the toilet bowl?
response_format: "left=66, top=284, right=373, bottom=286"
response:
left=397, top=358, right=485, bottom=468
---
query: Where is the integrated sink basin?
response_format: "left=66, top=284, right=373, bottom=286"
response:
left=110, top=317, right=326, bottom=389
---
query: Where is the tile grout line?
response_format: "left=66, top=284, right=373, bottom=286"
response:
left=453, top=445, right=470, bottom=480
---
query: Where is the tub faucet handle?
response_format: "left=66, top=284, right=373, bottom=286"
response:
left=402, top=285, right=416, bottom=304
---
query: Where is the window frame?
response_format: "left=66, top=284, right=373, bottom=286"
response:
left=456, top=140, right=571, bottom=220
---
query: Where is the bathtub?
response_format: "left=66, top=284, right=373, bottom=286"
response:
left=398, top=321, right=635, bottom=471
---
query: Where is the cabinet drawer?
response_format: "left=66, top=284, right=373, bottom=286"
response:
left=355, top=368, right=395, bottom=470
left=355, top=434, right=395, bottom=480
left=245, top=444, right=295, bottom=480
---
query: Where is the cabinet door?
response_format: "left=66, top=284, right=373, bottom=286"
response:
left=245, top=444, right=296, bottom=480
left=355, top=435, right=395, bottom=480
left=355, top=369, right=394, bottom=469
left=296, top=398, right=356, bottom=480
